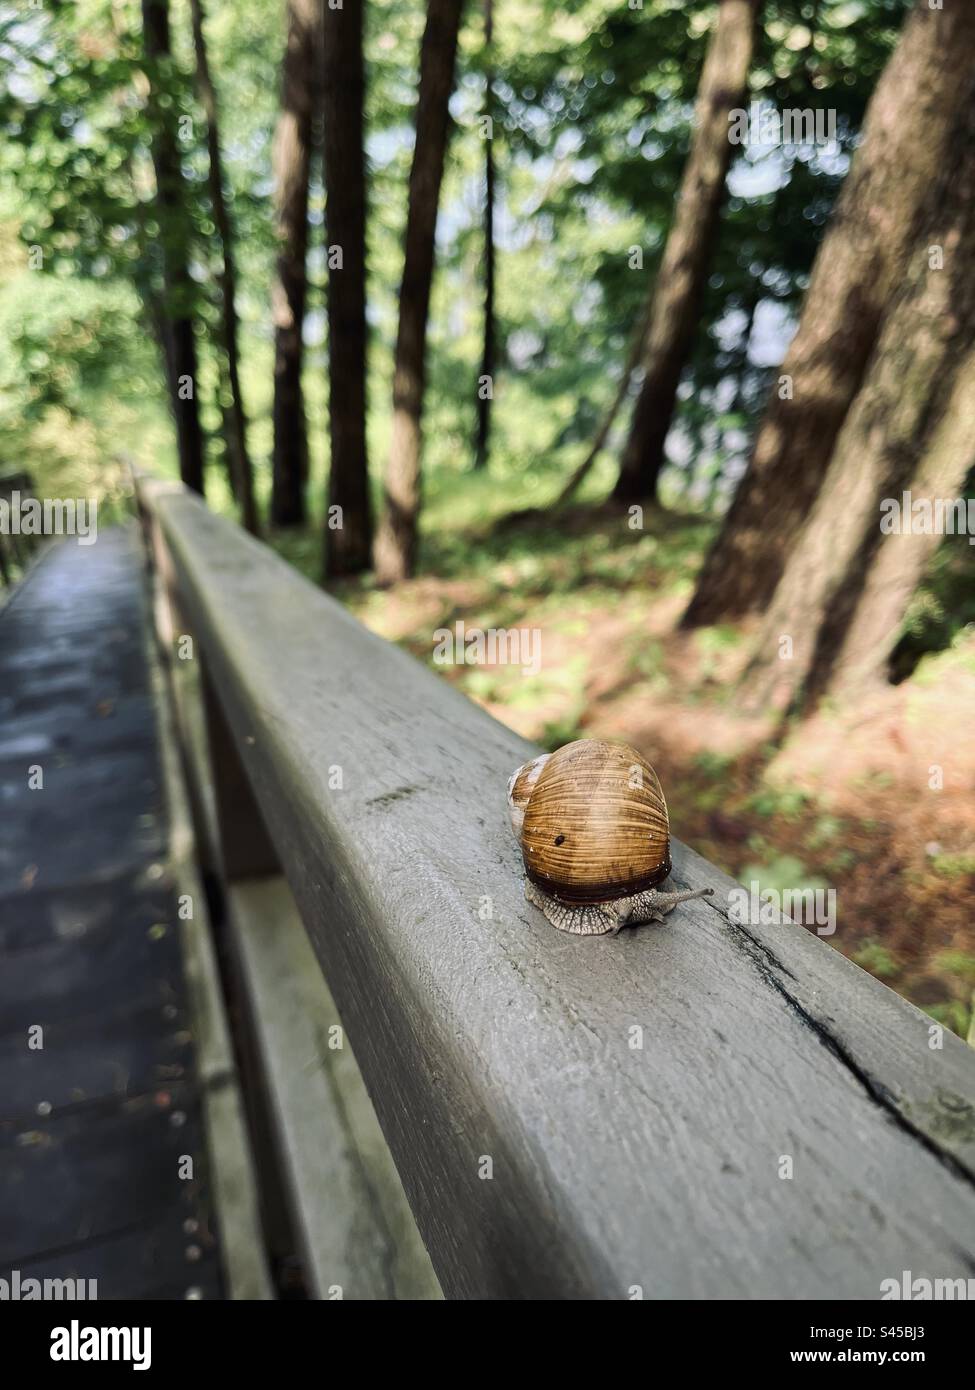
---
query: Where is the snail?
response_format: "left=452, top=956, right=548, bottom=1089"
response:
left=507, top=738, right=713, bottom=936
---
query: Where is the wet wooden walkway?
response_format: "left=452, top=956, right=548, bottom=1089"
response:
left=0, top=528, right=224, bottom=1299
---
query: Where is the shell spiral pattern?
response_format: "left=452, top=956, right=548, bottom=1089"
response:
left=519, top=739, right=671, bottom=905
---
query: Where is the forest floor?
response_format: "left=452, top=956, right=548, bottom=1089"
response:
left=277, top=494, right=975, bottom=1038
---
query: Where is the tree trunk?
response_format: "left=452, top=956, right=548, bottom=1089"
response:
left=270, top=0, right=318, bottom=529
left=826, top=351, right=975, bottom=703
left=611, top=0, right=759, bottom=506
left=322, top=0, right=372, bottom=577
left=141, top=0, right=206, bottom=494
left=473, top=0, right=494, bottom=471
left=683, top=0, right=975, bottom=627
left=215, top=348, right=238, bottom=499
left=188, top=0, right=258, bottom=533
left=739, top=95, right=975, bottom=715
left=373, top=0, right=465, bottom=586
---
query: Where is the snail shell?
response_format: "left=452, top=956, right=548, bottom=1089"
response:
left=506, top=753, right=549, bottom=837
left=516, top=738, right=671, bottom=904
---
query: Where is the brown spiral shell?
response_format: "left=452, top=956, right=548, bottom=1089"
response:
left=519, top=739, right=671, bottom=904
left=506, top=753, right=549, bottom=837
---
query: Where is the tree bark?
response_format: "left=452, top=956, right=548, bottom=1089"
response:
left=473, top=0, right=494, bottom=471
left=322, top=0, right=372, bottom=577
left=683, top=0, right=975, bottom=627
left=270, top=0, right=318, bottom=529
left=373, top=0, right=465, bottom=586
left=739, top=95, right=975, bottom=715
left=188, top=0, right=258, bottom=533
left=215, top=349, right=237, bottom=499
left=826, top=351, right=975, bottom=703
left=611, top=0, right=759, bottom=506
left=141, top=0, right=206, bottom=494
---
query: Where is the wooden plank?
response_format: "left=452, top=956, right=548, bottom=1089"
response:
left=142, top=478, right=975, bottom=1300
left=0, top=876, right=174, bottom=955
left=0, top=1083, right=217, bottom=1270
left=0, top=528, right=265, bottom=1301
left=0, top=534, right=217, bottom=1294
left=146, top=554, right=275, bottom=1301
left=228, top=876, right=441, bottom=1300
left=13, top=1221, right=223, bottom=1302
left=0, top=1002, right=194, bottom=1122
left=0, top=892, right=184, bottom=1032
left=671, top=839, right=975, bottom=1176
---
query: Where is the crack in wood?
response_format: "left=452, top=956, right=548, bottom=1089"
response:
left=702, top=894, right=975, bottom=1188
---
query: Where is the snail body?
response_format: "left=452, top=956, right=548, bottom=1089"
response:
left=508, top=738, right=712, bottom=935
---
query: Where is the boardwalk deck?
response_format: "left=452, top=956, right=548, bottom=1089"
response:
left=0, top=528, right=225, bottom=1299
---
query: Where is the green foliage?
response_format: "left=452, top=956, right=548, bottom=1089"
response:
left=747, top=784, right=813, bottom=820
left=0, top=271, right=147, bottom=421
left=852, top=941, right=899, bottom=980
left=693, top=749, right=735, bottom=777
left=0, top=0, right=910, bottom=515
left=539, top=711, right=589, bottom=752
left=888, top=454, right=975, bottom=681
left=0, top=205, right=168, bottom=512
left=460, top=0, right=907, bottom=496
left=929, top=852, right=975, bottom=881
left=923, top=1000, right=972, bottom=1042
left=694, top=624, right=743, bottom=653
left=805, top=814, right=843, bottom=848
left=737, top=852, right=827, bottom=899
left=931, top=951, right=975, bottom=986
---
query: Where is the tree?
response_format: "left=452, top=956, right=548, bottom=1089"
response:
left=323, top=0, right=372, bottom=577
left=611, top=0, right=760, bottom=506
left=473, top=0, right=495, bottom=471
left=141, top=0, right=206, bottom=494
left=188, top=0, right=258, bottom=533
left=270, top=0, right=318, bottom=529
left=739, top=91, right=975, bottom=715
left=827, top=358, right=975, bottom=704
left=373, top=0, right=465, bottom=586
left=684, top=0, right=975, bottom=627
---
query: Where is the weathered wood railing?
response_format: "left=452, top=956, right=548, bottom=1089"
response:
left=135, top=474, right=975, bottom=1300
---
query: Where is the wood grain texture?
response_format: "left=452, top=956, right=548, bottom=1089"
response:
left=139, top=477, right=975, bottom=1300
left=229, top=876, right=441, bottom=1300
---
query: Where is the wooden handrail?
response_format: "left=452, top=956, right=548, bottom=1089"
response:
left=136, top=474, right=975, bottom=1299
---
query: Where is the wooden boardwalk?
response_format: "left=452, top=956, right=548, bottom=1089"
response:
left=0, top=528, right=225, bottom=1299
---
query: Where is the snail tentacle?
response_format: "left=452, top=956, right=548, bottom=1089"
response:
left=628, top=885, right=715, bottom=925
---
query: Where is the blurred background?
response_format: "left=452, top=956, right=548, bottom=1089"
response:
left=1, top=0, right=973, bottom=1034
